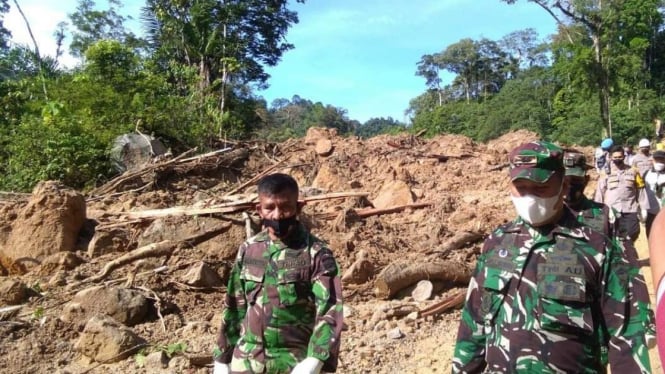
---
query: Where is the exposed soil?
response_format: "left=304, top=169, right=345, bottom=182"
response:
left=1, top=129, right=655, bottom=374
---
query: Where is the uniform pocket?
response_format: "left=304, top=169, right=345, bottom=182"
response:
left=480, top=267, right=511, bottom=323
left=538, top=279, right=593, bottom=335
left=239, top=262, right=265, bottom=305
left=276, top=269, right=311, bottom=306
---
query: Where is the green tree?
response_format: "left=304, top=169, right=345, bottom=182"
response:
left=68, top=0, right=143, bottom=58
left=142, top=0, right=304, bottom=138
left=0, top=0, right=11, bottom=53
left=501, top=0, right=663, bottom=138
left=356, top=117, right=406, bottom=139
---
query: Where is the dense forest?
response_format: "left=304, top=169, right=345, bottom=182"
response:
left=0, top=0, right=663, bottom=191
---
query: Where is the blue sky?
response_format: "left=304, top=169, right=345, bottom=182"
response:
left=5, top=0, right=557, bottom=123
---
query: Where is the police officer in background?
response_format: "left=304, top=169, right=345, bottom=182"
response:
left=453, top=141, right=650, bottom=373
left=563, top=149, right=655, bottom=354
left=594, top=144, right=651, bottom=242
left=643, top=150, right=665, bottom=237
left=595, top=138, right=614, bottom=174
left=632, top=138, right=653, bottom=176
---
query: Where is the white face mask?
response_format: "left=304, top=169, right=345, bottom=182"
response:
left=655, top=162, right=665, bottom=172
left=510, top=185, right=562, bottom=226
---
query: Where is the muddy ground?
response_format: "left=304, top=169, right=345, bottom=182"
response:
left=1, top=129, right=654, bottom=374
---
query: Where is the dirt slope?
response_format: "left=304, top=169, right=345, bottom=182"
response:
left=0, top=130, right=621, bottom=374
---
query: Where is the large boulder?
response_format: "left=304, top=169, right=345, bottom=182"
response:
left=372, top=180, right=415, bottom=209
left=0, top=181, right=86, bottom=274
left=110, top=133, right=167, bottom=173
left=74, top=315, right=146, bottom=363
left=61, top=286, right=150, bottom=327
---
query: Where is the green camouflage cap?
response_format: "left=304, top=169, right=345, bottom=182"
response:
left=509, top=141, right=564, bottom=183
left=563, top=151, right=591, bottom=177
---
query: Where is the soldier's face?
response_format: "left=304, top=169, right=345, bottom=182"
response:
left=510, top=175, right=566, bottom=199
left=256, top=192, right=300, bottom=220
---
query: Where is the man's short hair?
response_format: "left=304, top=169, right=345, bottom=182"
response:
left=609, top=145, right=625, bottom=155
left=257, top=173, right=299, bottom=197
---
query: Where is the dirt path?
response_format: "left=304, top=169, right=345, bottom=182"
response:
left=635, top=227, right=662, bottom=373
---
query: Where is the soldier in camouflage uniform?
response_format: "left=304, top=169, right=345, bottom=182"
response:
left=213, top=173, right=343, bottom=374
left=452, top=141, right=650, bottom=373
left=563, top=149, right=656, bottom=361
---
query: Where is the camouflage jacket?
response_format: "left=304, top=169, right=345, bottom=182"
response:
left=214, top=224, right=343, bottom=373
left=569, top=197, right=654, bottom=361
left=452, top=209, right=650, bottom=373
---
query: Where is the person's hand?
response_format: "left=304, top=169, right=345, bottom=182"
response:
left=213, top=361, right=230, bottom=374
left=641, top=209, right=648, bottom=223
left=291, top=357, right=323, bottom=374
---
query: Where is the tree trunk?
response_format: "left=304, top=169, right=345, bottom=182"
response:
left=374, top=260, right=471, bottom=299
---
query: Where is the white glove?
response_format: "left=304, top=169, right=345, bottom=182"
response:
left=213, top=361, right=230, bottom=374
left=291, top=357, right=323, bottom=374
left=641, top=209, right=648, bottom=222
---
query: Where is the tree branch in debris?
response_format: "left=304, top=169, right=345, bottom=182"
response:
left=419, top=290, right=466, bottom=317
left=80, top=224, right=231, bottom=285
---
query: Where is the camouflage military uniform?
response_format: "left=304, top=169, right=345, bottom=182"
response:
left=214, top=224, right=343, bottom=373
left=570, top=196, right=655, bottom=364
left=452, top=209, right=650, bottom=373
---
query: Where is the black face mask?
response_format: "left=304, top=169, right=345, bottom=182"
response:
left=612, top=159, right=624, bottom=167
left=263, top=216, right=298, bottom=237
left=565, top=182, right=586, bottom=207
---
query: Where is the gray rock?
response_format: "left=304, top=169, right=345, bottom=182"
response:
left=74, top=314, right=145, bottom=363
left=145, top=351, right=168, bottom=370
left=182, top=262, right=222, bottom=288
left=61, top=286, right=149, bottom=326
left=0, top=279, right=26, bottom=305
left=387, top=327, right=404, bottom=340
left=87, top=229, right=131, bottom=257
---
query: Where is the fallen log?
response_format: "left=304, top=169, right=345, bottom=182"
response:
left=427, top=231, right=483, bottom=256
left=419, top=290, right=466, bottom=317
left=374, top=260, right=471, bottom=299
left=79, top=224, right=231, bottom=285
left=317, top=202, right=432, bottom=220
left=123, top=191, right=370, bottom=220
